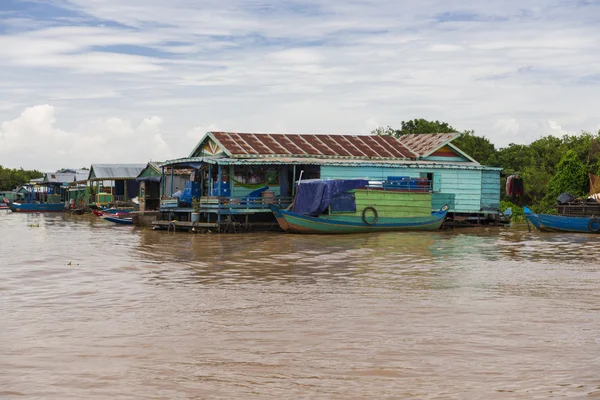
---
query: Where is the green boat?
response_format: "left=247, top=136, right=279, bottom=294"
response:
left=269, top=179, right=449, bottom=234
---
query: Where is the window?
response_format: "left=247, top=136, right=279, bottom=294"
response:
left=233, top=166, right=279, bottom=188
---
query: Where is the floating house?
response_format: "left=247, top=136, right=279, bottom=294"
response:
left=135, top=161, right=162, bottom=212
left=157, top=131, right=501, bottom=231
left=87, top=164, right=146, bottom=205
left=42, top=169, right=89, bottom=205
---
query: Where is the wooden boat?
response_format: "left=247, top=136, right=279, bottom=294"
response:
left=269, top=178, right=449, bottom=234
left=270, top=204, right=449, bottom=234
left=102, top=215, right=133, bottom=225
left=102, top=208, right=134, bottom=215
left=524, top=206, right=600, bottom=233
left=6, top=201, right=65, bottom=212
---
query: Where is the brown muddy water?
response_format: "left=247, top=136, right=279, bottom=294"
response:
left=1, top=211, right=600, bottom=399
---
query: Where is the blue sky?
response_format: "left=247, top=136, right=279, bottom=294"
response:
left=0, top=0, right=599, bottom=169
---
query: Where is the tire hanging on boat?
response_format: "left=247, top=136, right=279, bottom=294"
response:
left=362, top=206, right=379, bottom=225
left=588, top=218, right=600, bottom=233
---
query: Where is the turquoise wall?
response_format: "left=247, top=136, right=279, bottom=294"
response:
left=481, top=170, right=501, bottom=211
left=232, top=185, right=281, bottom=198
left=321, top=165, right=492, bottom=213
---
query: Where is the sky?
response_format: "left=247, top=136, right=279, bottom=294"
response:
left=0, top=0, right=599, bottom=171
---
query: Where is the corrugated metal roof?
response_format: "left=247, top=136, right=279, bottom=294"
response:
left=209, top=132, right=418, bottom=159
left=88, top=164, right=146, bottom=180
left=44, top=169, right=89, bottom=184
left=397, top=133, right=460, bottom=157
left=161, top=156, right=501, bottom=171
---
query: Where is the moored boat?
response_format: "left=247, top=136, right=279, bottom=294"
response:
left=270, top=178, right=449, bottom=234
left=271, top=204, right=448, bottom=234
left=524, top=206, right=600, bottom=233
left=102, top=215, right=134, bottom=225
left=6, top=201, right=65, bottom=212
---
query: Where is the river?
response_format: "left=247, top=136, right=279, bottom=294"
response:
left=1, top=211, right=599, bottom=399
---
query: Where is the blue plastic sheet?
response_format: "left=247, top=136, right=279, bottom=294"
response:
left=293, top=179, right=369, bottom=216
left=330, top=192, right=357, bottom=213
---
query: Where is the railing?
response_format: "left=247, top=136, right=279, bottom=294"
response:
left=160, top=196, right=294, bottom=213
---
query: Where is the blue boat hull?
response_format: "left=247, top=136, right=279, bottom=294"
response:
left=270, top=205, right=448, bottom=234
left=524, top=206, right=600, bottom=233
left=102, top=208, right=134, bottom=214
left=103, top=216, right=133, bottom=225
left=8, top=202, right=65, bottom=212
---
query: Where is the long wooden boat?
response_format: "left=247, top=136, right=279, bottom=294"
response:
left=102, top=215, right=134, bottom=225
left=7, top=202, right=65, bottom=212
left=270, top=204, right=449, bottom=234
left=524, top=206, right=600, bottom=233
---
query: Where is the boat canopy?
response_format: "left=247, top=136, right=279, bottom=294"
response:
left=293, top=179, right=369, bottom=216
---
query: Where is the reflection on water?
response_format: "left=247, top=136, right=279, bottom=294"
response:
left=1, top=213, right=600, bottom=399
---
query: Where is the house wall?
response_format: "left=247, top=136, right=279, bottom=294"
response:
left=231, top=184, right=281, bottom=198
left=481, top=170, right=501, bottom=211
left=321, top=165, right=491, bottom=214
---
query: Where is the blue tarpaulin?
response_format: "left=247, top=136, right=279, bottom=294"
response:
left=293, top=179, right=369, bottom=216
left=330, top=192, right=357, bottom=213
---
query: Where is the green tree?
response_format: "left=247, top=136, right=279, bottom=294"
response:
left=541, top=150, right=588, bottom=209
left=396, top=119, right=457, bottom=135
left=371, top=119, right=457, bottom=138
left=453, top=130, right=496, bottom=165
left=0, top=165, right=44, bottom=191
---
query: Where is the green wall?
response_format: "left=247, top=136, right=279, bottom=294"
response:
left=321, top=165, right=492, bottom=214
left=334, top=190, right=432, bottom=218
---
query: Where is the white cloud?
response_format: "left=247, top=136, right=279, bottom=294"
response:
left=0, top=0, right=600, bottom=169
left=547, top=120, right=571, bottom=136
left=0, top=105, right=172, bottom=169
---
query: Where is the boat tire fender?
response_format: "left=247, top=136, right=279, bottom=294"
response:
left=588, top=218, right=600, bottom=233
left=168, top=221, right=177, bottom=233
left=362, top=206, right=379, bottom=225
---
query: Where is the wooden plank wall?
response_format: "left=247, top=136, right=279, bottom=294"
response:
left=333, top=190, right=432, bottom=218
left=481, top=170, right=501, bottom=211
left=321, top=166, right=485, bottom=213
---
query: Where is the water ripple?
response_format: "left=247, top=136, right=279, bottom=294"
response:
left=1, top=213, right=600, bottom=398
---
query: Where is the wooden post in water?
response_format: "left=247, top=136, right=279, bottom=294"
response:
left=217, top=164, right=222, bottom=228
left=292, top=165, right=296, bottom=197
left=207, top=164, right=212, bottom=224
left=170, top=167, right=174, bottom=196
left=161, top=167, right=165, bottom=198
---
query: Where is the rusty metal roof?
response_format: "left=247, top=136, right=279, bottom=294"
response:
left=397, top=133, right=460, bottom=157
left=208, top=132, right=418, bottom=160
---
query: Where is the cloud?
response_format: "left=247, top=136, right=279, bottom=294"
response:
left=1, top=0, right=600, bottom=169
left=0, top=105, right=172, bottom=169
left=547, top=120, right=571, bottom=136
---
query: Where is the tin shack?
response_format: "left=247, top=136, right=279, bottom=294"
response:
left=87, top=164, right=145, bottom=206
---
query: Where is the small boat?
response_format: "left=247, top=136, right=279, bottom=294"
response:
left=102, top=215, right=133, bottom=225
left=269, top=178, right=449, bottom=234
left=6, top=201, right=65, bottom=213
left=102, top=208, right=134, bottom=215
left=524, top=206, right=600, bottom=233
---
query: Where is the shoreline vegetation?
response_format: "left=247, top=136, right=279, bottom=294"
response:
left=0, top=166, right=43, bottom=192
left=373, top=119, right=600, bottom=216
